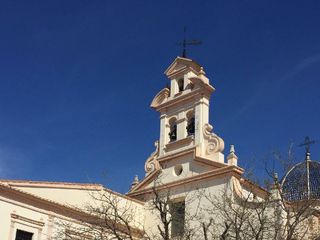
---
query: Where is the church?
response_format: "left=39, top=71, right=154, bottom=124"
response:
left=1, top=56, right=320, bottom=240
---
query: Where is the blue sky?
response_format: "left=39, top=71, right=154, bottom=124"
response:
left=0, top=0, right=319, bottom=192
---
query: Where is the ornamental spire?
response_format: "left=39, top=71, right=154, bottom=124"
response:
left=130, top=175, right=139, bottom=190
left=227, top=145, right=238, bottom=166
left=299, top=136, right=316, bottom=161
left=177, top=27, right=201, bottom=58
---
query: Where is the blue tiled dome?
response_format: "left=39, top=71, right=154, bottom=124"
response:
left=281, top=160, right=320, bottom=202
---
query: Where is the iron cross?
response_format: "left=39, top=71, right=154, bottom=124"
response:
left=178, top=27, right=201, bottom=58
left=299, top=136, right=316, bottom=154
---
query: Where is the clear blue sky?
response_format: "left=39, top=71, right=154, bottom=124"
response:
left=0, top=0, right=319, bottom=193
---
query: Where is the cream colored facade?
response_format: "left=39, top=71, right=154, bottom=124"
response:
left=0, top=180, right=145, bottom=239
left=1, top=57, right=318, bottom=240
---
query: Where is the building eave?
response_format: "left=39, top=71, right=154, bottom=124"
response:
left=0, top=179, right=104, bottom=190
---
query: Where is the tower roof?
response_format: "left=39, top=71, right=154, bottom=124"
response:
left=164, top=57, right=202, bottom=78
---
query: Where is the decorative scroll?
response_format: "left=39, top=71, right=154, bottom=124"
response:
left=144, top=141, right=161, bottom=175
left=150, top=88, right=170, bottom=109
left=203, top=123, right=224, bottom=154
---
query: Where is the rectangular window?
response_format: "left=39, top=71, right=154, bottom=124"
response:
left=170, top=200, right=185, bottom=238
left=15, top=229, right=33, bottom=240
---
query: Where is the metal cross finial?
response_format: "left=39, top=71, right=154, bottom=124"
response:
left=178, top=27, right=201, bottom=58
left=299, top=136, right=316, bottom=157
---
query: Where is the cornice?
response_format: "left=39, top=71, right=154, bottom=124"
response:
left=154, top=88, right=212, bottom=112
left=130, top=147, right=243, bottom=197
left=158, top=147, right=196, bottom=163
left=11, top=213, right=45, bottom=227
left=127, top=165, right=243, bottom=198
left=0, top=179, right=103, bottom=190
left=195, top=155, right=229, bottom=169
left=164, top=136, right=194, bottom=152
left=167, top=67, right=199, bottom=79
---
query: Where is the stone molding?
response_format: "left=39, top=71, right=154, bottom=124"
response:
left=9, top=212, right=44, bottom=240
left=164, top=135, right=194, bottom=152
left=0, top=180, right=103, bottom=190
left=127, top=165, right=244, bottom=198
left=11, top=213, right=45, bottom=227
left=152, top=87, right=212, bottom=112
left=158, top=147, right=196, bottom=163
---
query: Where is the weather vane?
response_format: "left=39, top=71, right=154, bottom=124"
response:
left=178, top=27, right=201, bottom=58
left=299, top=136, right=316, bottom=158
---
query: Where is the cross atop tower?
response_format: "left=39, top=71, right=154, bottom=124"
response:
left=178, top=27, right=201, bottom=58
left=299, top=136, right=316, bottom=160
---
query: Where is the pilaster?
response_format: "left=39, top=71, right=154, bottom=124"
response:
left=159, top=113, right=167, bottom=156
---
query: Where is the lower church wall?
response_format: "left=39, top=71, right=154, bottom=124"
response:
left=142, top=176, right=232, bottom=239
left=0, top=197, right=53, bottom=240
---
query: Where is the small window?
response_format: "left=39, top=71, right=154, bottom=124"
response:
left=15, top=229, right=33, bottom=240
left=168, top=118, right=177, bottom=142
left=178, top=78, right=184, bottom=92
left=186, top=111, right=195, bottom=136
left=171, top=200, right=185, bottom=238
left=174, top=164, right=183, bottom=176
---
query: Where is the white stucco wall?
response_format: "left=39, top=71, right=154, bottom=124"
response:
left=0, top=196, right=53, bottom=240
left=0, top=184, right=146, bottom=240
left=142, top=176, right=232, bottom=238
left=12, top=186, right=98, bottom=208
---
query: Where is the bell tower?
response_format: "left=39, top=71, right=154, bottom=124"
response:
left=150, top=57, right=224, bottom=163
left=127, top=57, right=229, bottom=195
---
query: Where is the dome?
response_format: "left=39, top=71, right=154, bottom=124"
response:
left=281, top=159, right=320, bottom=202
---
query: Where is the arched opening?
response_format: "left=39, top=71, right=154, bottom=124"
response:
left=186, top=111, right=195, bottom=136
left=178, top=78, right=184, bottom=92
left=174, top=164, right=183, bottom=176
left=168, top=118, right=177, bottom=142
